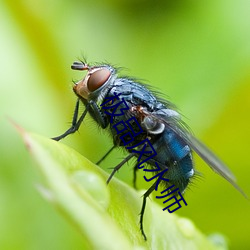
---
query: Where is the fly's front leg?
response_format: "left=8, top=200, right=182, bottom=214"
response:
left=88, top=100, right=108, bottom=129
left=52, top=99, right=89, bottom=141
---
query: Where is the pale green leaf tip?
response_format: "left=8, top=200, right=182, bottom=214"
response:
left=18, top=128, right=228, bottom=250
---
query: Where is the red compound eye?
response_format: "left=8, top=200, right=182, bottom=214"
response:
left=87, top=68, right=111, bottom=92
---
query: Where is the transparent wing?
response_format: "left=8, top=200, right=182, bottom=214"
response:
left=149, top=110, right=248, bottom=198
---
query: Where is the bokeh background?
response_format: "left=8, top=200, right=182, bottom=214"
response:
left=1, top=0, right=250, bottom=249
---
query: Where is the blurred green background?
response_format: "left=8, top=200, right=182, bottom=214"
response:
left=1, top=0, right=250, bottom=249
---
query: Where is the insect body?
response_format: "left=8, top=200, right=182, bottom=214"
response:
left=52, top=60, right=246, bottom=240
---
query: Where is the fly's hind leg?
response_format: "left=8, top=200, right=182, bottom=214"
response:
left=140, top=181, right=157, bottom=240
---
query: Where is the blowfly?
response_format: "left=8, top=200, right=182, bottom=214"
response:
left=52, top=60, right=246, bottom=240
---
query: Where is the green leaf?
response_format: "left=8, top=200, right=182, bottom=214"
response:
left=19, top=128, right=226, bottom=250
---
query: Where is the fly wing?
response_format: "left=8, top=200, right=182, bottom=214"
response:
left=151, top=110, right=248, bottom=198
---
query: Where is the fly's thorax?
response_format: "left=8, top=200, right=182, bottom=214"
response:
left=73, top=64, right=117, bottom=102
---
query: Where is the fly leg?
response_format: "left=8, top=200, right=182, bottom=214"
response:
left=140, top=181, right=157, bottom=240
left=52, top=99, right=89, bottom=141
left=104, top=153, right=139, bottom=188
left=88, top=100, right=108, bottom=129
left=107, top=153, right=136, bottom=184
left=133, top=162, right=139, bottom=189
left=52, top=98, right=108, bottom=141
left=96, top=145, right=116, bottom=165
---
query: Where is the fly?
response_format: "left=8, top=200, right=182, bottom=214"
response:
left=52, top=60, right=247, bottom=240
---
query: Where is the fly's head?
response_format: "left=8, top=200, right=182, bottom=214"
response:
left=72, top=61, right=116, bottom=101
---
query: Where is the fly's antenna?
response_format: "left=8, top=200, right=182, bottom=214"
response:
left=71, top=61, right=89, bottom=71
